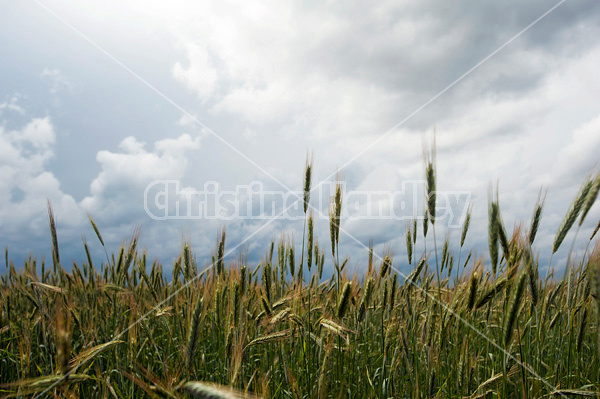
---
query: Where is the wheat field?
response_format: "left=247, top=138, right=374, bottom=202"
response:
left=2, top=152, right=600, bottom=398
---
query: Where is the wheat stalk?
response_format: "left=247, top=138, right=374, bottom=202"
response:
left=358, top=277, right=374, bottom=322
left=579, top=170, right=600, bottom=226
left=467, top=271, right=478, bottom=312
left=504, top=269, right=527, bottom=346
left=528, top=190, right=546, bottom=245
left=488, top=191, right=499, bottom=276
left=47, top=200, right=60, bottom=268
left=553, top=178, right=593, bottom=253
left=307, top=212, right=314, bottom=273
left=337, top=281, right=352, bottom=319
left=182, top=381, right=260, bottom=399
left=187, top=295, right=204, bottom=373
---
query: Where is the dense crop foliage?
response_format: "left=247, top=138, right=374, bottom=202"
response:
left=2, top=153, right=600, bottom=398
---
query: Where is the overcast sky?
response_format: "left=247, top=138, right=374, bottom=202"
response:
left=1, top=0, right=600, bottom=278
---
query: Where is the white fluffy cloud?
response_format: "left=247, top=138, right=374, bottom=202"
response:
left=0, top=101, right=205, bottom=262
left=172, top=43, right=219, bottom=101
left=81, top=134, right=202, bottom=220
left=0, top=95, right=25, bottom=115
left=0, top=116, right=81, bottom=239
left=550, top=115, right=600, bottom=185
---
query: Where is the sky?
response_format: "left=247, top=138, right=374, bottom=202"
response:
left=1, top=0, right=600, bottom=278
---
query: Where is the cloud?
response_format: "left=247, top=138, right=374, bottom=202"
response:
left=0, top=117, right=56, bottom=187
left=172, top=43, right=219, bottom=101
left=0, top=102, right=206, bottom=264
left=0, top=116, right=81, bottom=243
left=80, top=134, right=202, bottom=221
left=165, top=1, right=600, bottom=138
left=0, top=95, right=25, bottom=116
left=548, top=115, right=600, bottom=186
left=41, top=68, right=73, bottom=94
left=20, top=117, right=56, bottom=148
